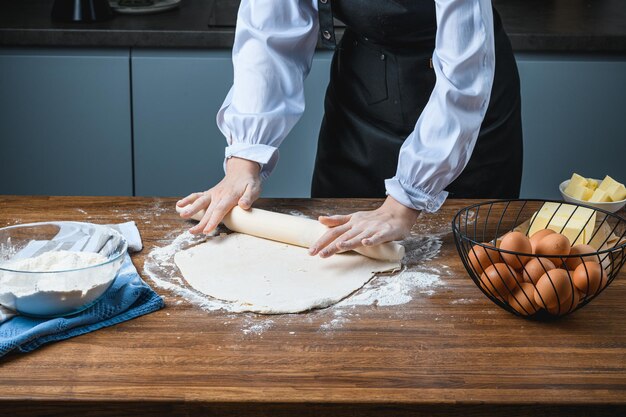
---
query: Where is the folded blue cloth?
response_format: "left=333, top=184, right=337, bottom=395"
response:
left=0, top=254, right=164, bottom=357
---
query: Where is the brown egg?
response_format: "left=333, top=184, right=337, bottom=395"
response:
left=479, top=263, right=519, bottom=300
left=565, top=244, right=600, bottom=270
left=534, top=233, right=571, bottom=266
left=508, top=282, right=539, bottom=316
left=468, top=242, right=501, bottom=275
left=572, top=261, right=607, bottom=295
left=533, top=269, right=575, bottom=310
left=529, top=229, right=556, bottom=253
left=521, top=258, right=556, bottom=285
left=547, top=287, right=581, bottom=315
left=499, top=231, right=533, bottom=269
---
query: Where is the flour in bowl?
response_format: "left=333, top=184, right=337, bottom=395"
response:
left=2, top=250, right=108, bottom=273
left=0, top=250, right=118, bottom=316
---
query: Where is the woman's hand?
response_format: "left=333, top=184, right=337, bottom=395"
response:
left=309, top=196, right=420, bottom=258
left=176, top=157, right=262, bottom=235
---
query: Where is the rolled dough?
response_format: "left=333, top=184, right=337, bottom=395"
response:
left=174, top=233, right=400, bottom=314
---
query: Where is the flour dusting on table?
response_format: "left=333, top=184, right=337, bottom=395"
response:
left=143, top=209, right=470, bottom=334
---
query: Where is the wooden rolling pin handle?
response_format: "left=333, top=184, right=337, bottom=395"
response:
left=175, top=205, right=405, bottom=262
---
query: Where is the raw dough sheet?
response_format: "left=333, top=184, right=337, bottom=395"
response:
left=174, top=233, right=401, bottom=314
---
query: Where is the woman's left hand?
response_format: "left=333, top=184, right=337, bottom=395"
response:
left=309, top=196, right=420, bottom=258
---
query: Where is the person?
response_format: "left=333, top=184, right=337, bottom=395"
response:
left=177, top=0, right=522, bottom=258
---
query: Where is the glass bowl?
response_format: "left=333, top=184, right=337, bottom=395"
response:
left=453, top=200, right=626, bottom=320
left=0, top=221, right=127, bottom=317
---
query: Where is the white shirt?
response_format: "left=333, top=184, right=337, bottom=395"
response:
left=217, top=0, right=495, bottom=213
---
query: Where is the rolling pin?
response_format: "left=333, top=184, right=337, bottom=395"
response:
left=175, top=205, right=405, bottom=262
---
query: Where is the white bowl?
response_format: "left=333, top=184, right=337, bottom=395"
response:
left=560, top=179, right=626, bottom=213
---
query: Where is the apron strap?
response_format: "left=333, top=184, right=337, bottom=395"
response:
left=318, top=0, right=336, bottom=49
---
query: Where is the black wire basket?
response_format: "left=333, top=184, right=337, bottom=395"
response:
left=452, top=199, right=626, bottom=320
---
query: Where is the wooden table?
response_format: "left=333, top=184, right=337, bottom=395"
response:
left=1, top=196, right=625, bottom=416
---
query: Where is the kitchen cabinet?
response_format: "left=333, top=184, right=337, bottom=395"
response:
left=131, top=49, right=332, bottom=198
left=1, top=47, right=624, bottom=199
left=0, top=48, right=133, bottom=196
left=517, top=54, right=626, bottom=199
left=132, top=51, right=626, bottom=200
left=130, top=50, right=230, bottom=198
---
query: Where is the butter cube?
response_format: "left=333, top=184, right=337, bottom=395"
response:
left=589, top=188, right=612, bottom=202
left=587, top=178, right=599, bottom=190
left=605, top=183, right=626, bottom=202
left=528, top=203, right=596, bottom=245
left=569, top=173, right=588, bottom=188
left=598, top=175, right=621, bottom=191
left=564, top=182, right=594, bottom=201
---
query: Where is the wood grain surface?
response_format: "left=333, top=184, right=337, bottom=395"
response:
left=1, top=196, right=625, bottom=417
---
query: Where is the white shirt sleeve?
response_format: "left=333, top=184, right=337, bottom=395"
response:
left=385, top=0, right=496, bottom=213
left=216, top=0, right=319, bottom=180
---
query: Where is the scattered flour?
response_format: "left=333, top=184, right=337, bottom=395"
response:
left=338, top=269, right=443, bottom=307
left=451, top=298, right=475, bottom=304
left=320, top=318, right=346, bottom=330
left=242, top=319, right=275, bottom=335
left=320, top=309, right=348, bottom=330
left=287, top=210, right=308, bottom=218
left=143, top=224, right=447, bottom=334
left=142, top=230, right=218, bottom=309
left=142, top=208, right=479, bottom=335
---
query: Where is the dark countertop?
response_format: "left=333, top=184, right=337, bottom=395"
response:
left=1, top=0, right=626, bottom=52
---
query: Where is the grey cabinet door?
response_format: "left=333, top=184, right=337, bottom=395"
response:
left=517, top=54, right=626, bottom=199
left=131, top=49, right=332, bottom=198
left=131, top=49, right=626, bottom=201
left=0, top=48, right=133, bottom=196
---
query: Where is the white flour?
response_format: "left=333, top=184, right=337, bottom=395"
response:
left=337, top=269, right=443, bottom=307
left=242, top=319, right=275, bottom=335
left=2, top=250, right=107, bottom=274
left=0, top=250, right=116, bottom=316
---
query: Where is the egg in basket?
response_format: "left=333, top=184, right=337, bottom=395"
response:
left=453, top=200, right=626, bottom=319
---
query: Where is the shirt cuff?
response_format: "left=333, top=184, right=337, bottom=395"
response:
left=224, top=143, right=279, bottom=181
left=385, top=177, right=448, bottom=213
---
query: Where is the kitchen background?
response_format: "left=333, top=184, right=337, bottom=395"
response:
left=1, top=0, right=625, bottom=199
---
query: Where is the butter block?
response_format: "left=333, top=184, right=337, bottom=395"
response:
left=587, top=178, right=599, bottom=190
left=528, top=203, right=596, bottom=245
left=564, top=181, right=593, bottom=201
left=589, top=188, right=612, bottom=202
left=569, top=173, right=589, bottom=188
left=598, top=175, right=621, bottom=191
left=605, top=183, right=626, bottom=202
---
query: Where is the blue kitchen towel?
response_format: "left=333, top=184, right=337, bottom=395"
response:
left=0, top=253, right=164, bottom=358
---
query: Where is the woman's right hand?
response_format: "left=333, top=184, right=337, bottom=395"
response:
left=176, top=157, right=262, bottom=235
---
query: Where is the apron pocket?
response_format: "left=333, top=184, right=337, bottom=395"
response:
left=337, top=36, right=388, bottom=106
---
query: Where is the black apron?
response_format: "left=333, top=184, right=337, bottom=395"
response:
left=311, top=0, right=523, bottom=201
